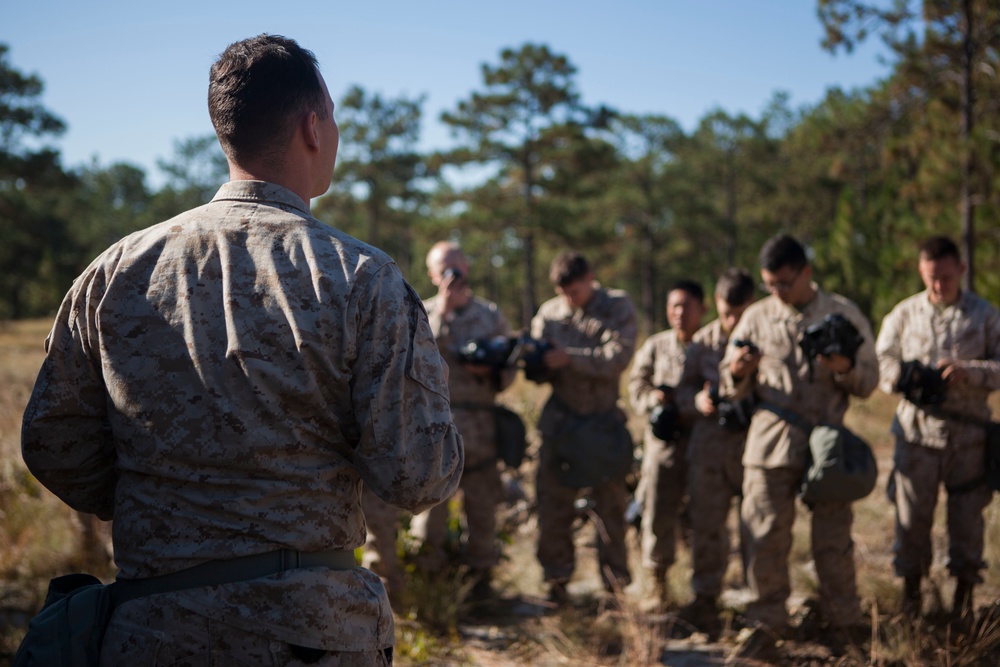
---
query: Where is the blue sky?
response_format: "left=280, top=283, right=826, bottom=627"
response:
left=6, top=1, right=892, bottom=186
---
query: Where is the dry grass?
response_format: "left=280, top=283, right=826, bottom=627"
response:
left=5, top=318, right=1000, bottom=665
left=0, top=320, right=86, bottom=587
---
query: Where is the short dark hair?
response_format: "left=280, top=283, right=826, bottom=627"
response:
left=715, top=268, right=755, bottom=306
left=759, top=234, right=808, bottom=273
left=919, top=235, right=961, bottom=262
left=208, top=34, right=327, bottom=167
left=669, top=279, right=705, bottom=303
left=549, top=251, right=591, bottom=287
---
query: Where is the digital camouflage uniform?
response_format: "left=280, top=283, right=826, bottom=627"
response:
left=21, top=181, right=464, bottom=665
left=411, top=295, right=514, bottom=571
left=531, top=286, right=637, bottom=590
left=679, top=319, right=747, bottom=600
left=876, top=290, right=1000, bottom=585
left=719, top=286, right=878, bottom=629
left=627, top=329, right=696, bottom=579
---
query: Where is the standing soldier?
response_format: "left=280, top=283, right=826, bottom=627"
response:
left=720, top=235, right=878, bottom=660
left=412, top=241, right=515, bottom=598
left=628, top=280, right=707, bottom=610
left=19, top=34, right=462, bottom=665
left=676, top=268, right=756, bottom=632
left=531, top=251, right=637, bottom=602
left=875, top=236, right=1000, bottom=629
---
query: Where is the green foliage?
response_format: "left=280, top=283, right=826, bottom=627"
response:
left=439, top=43, right=597, bottom=327
left=0, top=44, right=74, bottom=319
left=316, top=86, right=431, bottom=277
left=7, top=19, right=1000, bottom=324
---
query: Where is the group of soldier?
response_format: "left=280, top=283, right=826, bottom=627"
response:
left=17, top=33, right=1000, bottom=665
left=367, top=231, right=1000, bottom=661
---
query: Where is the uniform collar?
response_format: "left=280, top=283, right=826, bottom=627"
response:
left=211, top=180, right=311, bottom=216
left=557, top=284, right=606, bottom=319
left=771, top=282, right=826, bottom=318
left=922, top=289, right=969, bottom=314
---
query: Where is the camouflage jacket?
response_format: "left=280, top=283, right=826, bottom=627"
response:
left=423, top=294, right=514, bottom=407
left=680, top=318, right=749, bottom=457
left=20, top=180, right=463, bottom=651
left=628, top=328, right=698, bottom=450
left=876, top=289, right=1000, bottom=449
left=424, top=294, right=514, bottom=465
left=531, top=285, right=637, bottom=433
left=719, top=286, right=878, bottom=469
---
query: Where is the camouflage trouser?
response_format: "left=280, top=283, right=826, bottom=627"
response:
left=688, top=429, right=745, bottom=598
left=888, top=437, right=992, bottom=584
left=410, top=461, right=502, bottom=570
left=535, top=439, right=631, bottom=588
left=100, top=594, right=392, bottom=666
left=361, top=487, right=403, bottom=601
left=410, top=406, right=502, bottom=571
left=639, top=435, right=688, bottom=572
left=742, top=465, right=860, bottom=629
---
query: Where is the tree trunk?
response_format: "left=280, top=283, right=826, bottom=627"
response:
left=960, top=0, right=975, bottom=291
left=640, top=221, right=656, bottom=336
left=521, top=150, right=538, bottom=328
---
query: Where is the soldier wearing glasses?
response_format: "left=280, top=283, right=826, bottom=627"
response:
left=719, top=235, right=878, bottom=659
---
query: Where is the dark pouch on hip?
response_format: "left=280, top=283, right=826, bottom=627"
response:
left=12, top=573, right=113, bottom=667
left=551, top=409, right=633, bottom=488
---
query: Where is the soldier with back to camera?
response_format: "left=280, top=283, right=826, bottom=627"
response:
left=21, top=34, right=462, bottom=666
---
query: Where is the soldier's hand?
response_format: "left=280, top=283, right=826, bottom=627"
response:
left=543, top=347, right=571, bottom=370
left=817, top=353, right=852, bottom=375
left=695, top=381, right=717, bottom=416
left=436, top=270, right=466, bottom=316
left=938, top=359, right=970, bottom=385
left=730, top=345, right=761, bottom=380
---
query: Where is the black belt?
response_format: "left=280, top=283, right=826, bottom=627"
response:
left=112, top=548, right=356, bottom=605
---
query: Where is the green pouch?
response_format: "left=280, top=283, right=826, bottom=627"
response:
left=12, top=573, right=114, bottom=667
left=495, top=405, right=528, bottom=469
left=985, top=422, right=1000, bottom=492
left=800, top=424, right=878, bottom=504
left=551, top=410, right=633, bottom=489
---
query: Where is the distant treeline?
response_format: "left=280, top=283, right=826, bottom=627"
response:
left=3, top=2, right=1000, bottom=333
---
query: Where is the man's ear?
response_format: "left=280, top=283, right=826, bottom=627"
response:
left=302, top=111, right=321, bottom=152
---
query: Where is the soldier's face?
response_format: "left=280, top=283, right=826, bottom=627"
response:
left=667, top=289, right=705, bottom=339
left=761, top=264, right=811, bottom=306
left=919, top=255, right=964, bottom=306
left=716, top=296, right=750, bottom=335
left=557, top=276, right=595, bottom=310
left=428, top=250, right=469, bottom=287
